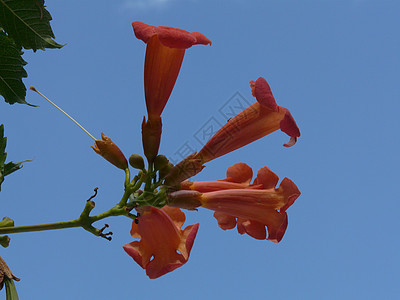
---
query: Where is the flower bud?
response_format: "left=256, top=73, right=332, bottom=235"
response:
left=129, top=154, right=145, bottom=170
left=158, top=162, right=174, bottom=179
left=92, top=133, right=128, bottom=170
left=141, top=116, right=162, bottom=164
left=154, top=155, right=169, bottom=171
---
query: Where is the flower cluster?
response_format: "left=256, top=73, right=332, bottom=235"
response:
left=92, top=21, right=301, bottom=279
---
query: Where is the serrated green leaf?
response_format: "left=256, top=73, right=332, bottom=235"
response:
left=4, top=160, right=26, bottom=177
left=0, top=124, right=6, bottom=164
left=0, top=0, right=63, bottom=51
left=0, top=32, right=29, bottom=105
left=0, top=124, right=26, bottom=191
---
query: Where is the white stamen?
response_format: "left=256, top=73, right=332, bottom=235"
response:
left=30, top=86, right=97, bottom=141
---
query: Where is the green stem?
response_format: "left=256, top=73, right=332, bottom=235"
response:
left=124, top=168, right=131, bottom=187
left=0, top=202, right=133, bottom=237
left=118, top=173, right=146, bottom=207
left=144, top=162, right=154, bottom=191
left=0, top=219, right=81, bottom=234
left=0, top=169, right=158, bottom=237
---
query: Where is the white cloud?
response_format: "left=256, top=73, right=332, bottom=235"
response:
left=122, top=0, right=174, bottom=10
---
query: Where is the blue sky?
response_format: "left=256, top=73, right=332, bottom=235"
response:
left=1, top=0, right=399, bottom=299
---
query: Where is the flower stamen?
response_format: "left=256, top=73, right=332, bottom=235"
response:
left=29, top=86, right=96, bottom=141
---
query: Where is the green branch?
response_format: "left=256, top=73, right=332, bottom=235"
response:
left=0, top=189, right=136, bottom=240
left=0, top=163, right=170, bottom=240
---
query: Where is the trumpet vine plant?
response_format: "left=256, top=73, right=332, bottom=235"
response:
left=0, top=3, right=301, bottom=297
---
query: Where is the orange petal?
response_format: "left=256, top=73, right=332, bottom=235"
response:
left=156, top=26, right=197, bottom=49
left=237, top=218, right=267, bottom=240
left=132, top=21, right=157, bottom=43
left=132, top=21, right=211, bottom=49
left=250, top=77, right=278, bottom=111
left=265, top=211, right=288, bottom=243
left=279, top=107, right=300, bottom=147
left=225, top=162, right=253, bottom=184
left=213, top=212, right=237, bottom=230
left=144, top=36, right=185, bottom=119
left=253, top=166, right=279, bottom=189
left=277, top=178, right=301, bottom=212
left=123, top=206, right=199, bottom=279
left=190, top=31, right=212, bottom=46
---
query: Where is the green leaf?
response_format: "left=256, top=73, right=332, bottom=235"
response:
left=0, top=0, right=63, bottom=51
left=3, top=161, right=25, bottom=177
left=0, top=217, right=14, bottom=248
left=0, top=217, right=14, bottom=228
left=0, top=125, right=26, bottom=191
left=0, top=236, right=10, bottom=248
left=4, top=278, right=19, bottom=300
left=0, top=31, right=29, bottom=105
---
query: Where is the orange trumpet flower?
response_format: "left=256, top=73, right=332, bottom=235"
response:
left=132, top=21, right=211, bottom=120
left=169, top=163, right=300, bottom=242
left=195, top=77, right=300, bottom=163
left=123, top=206, right=199, bottom=279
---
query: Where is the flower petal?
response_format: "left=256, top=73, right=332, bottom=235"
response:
left=213, top=212, right=237, bottom=230
left=191, top=31, right=212, bottom=46
left=278, top=178, right=301, bottom=212
left=250, top=77, right=278, bottom=111
left=123, top=241, right=146, bottom=268
left=143, top=36, right=185, bottom=119
left=279, top=107, right=301, bottom=147
left=156, top=26, right=197, bottom=49
left=237, top=218, right=267, bottom=240
left=253, top=166, right=279, bottom=189
left=123, top=206, right=199, bottom=279
left=131, top=21, right=156, bottom=43
left=132, top=21, right=211, bottom=49
left=265, top=211, right=288, bottom=243
left=225, top=162, right=253, bottom=184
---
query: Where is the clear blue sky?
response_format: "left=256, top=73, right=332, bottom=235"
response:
left=1, top=0, right=399, bottom=299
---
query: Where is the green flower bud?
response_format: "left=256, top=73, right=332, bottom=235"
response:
left=154, top=155, right=169, bottom=171
left=158, top=162, right=174, bottom=179
left=129, top=154, right=145, bottom=170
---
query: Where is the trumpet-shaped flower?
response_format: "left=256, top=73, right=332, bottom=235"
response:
left=180, top=162, right=262, bottom=192
left=91, top=133, right=128, bottom=170
left=169, top=163, right=300, bottom=242
left=123, top=206, right=199, bottom=279
left=195, top=77, right=300, bottom=163
left=132, top=21, right=211, bottom=120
